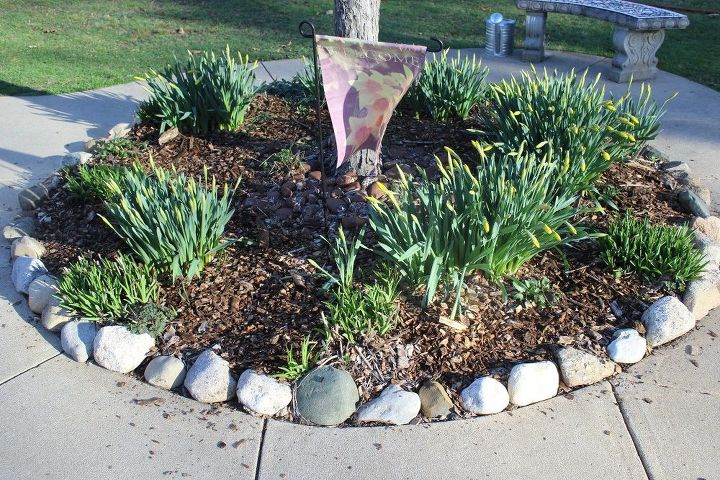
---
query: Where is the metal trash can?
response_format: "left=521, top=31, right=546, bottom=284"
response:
left=485, top=13, right=516, bottom=57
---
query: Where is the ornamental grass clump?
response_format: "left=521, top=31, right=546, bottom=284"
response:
left=600, top=211, right=705, bottom=288
left=136, top=46, right=258, bottom=134
left=57, top=253, right=159, bottom=321
left=63, top=164, right=127, bottom=202
left=101, top=161, right=238, bottom=280
left=404, top=50, right=488, bottom=121
left=368, top=142, right=593, bottom=313
left=482, top=67, right=668, bottom=196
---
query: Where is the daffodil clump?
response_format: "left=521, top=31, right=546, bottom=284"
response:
left=136, top=46, right=258, bottom=134
left=367, top=142, right=594, bottom=310
left=482, top=67, right=670, bottom=197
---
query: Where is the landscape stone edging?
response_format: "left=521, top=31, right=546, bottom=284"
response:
left=7, top=141, right=719, bottom=427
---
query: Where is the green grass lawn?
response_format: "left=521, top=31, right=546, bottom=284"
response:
left=1, top=0, right=718, bottom=95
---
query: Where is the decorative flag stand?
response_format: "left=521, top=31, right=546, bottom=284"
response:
left=299, top=20, right=443, bottom=227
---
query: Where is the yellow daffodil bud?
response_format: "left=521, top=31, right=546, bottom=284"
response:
left=528, top=231, right=540, bottom=248
left=543, top=224, right=552, bottom=234
left=602, top=151, right=611, bottom=161
left=553, top=232, right=561, bottom=241
left=565, top=222, right=577, bottom=235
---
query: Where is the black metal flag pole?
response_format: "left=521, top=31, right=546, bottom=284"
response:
left=299, top=20, right=329, bottom=232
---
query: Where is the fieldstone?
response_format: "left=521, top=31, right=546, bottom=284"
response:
left=555, top=347, right=616, bottom=387
left=184, top=350, right=237, bottom=403
left=93, top=325, right=155, bottom=374
left=693, top=216, right=720, bottom=243
left=18, top=184, right=49, bottom=211
left=3, top=217, right=35, bottom=241
left=295, top=366, right=359, bottom=426
left=108, top=122, right=131, bottom=139
left=356, top=385, right=421, bottom=425
left=60, top=320, right=97, bottom=362
left=325, top=197, right=347, bottom=214
left=144, top=356, right=186, bottom=390
left=679, top=190, right=711, bottom=218
left=84, top=138, right=100, bottom=153
left=236, top=369, right=292, bottom=416
left=27, top=274, right=58, bottom=314
left=507, top=361, right=559, bottom=407
left=61, top=151, right=92, bottom=167
left=158, top=127, right=180, bottom=145
left=11, top=236, right=45, bottom=259
left=461, top=376, right=510, bottom=415
left=42, top=304, right=73, bottom=332
left=11, top=256, right=47, bottom=294
left=689, top=181, right=712, bottom=205
left=643, top=295, right=696, bottom=347
left=418, top=381, right=453, bottom=419
left=41, top=173, right=62, bottom=192
left=607, top=329, right=647, bottom=363
left=367, top=181, right=386, bottom=200
left=661, top=160, right=691, bottom=174
left=683, top=270, right=720, bottom=320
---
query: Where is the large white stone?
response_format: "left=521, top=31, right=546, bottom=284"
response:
left=11, top=256, right=47, bottom=294
left=460, top=376, right=509, bottom=415
left=41, top=301, right=74, bottom=332
left=93, top=325, right=154, bottom=373
left=27, top=274, right=58, bottom=314
left=60, top=320, right=97, bottom=363
left=555, top=347, right=616, bottom=387
left=683, top=270, right=720, bottom=320
left=507, top=361, right=559, bottom=407
left=236, top=369, right=292, bottom=416
left=184, top=350, right=237, bottom=403
left=642, top=296, right=696, bottom=347
left=144, top=356, right=186, bottom=390
left=693, top=216, right=720, bottom=243
left=3, top=217, right=35, bottom=241
left=10, top=236, right=45, bottom=259
left=355, top=384, right=421, bottom=425
left=607, top=329, right=647, bottom=364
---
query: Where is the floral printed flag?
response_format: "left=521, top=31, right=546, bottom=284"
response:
left=316, top=35, right=426, bottom=167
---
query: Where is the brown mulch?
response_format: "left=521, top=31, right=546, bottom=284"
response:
left=34, top=93, right=690, bottom=413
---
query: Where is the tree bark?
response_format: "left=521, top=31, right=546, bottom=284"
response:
left=334, top=0, right=382, bottom=178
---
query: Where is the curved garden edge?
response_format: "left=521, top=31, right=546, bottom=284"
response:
left=6, top=123, right=720, bottom=428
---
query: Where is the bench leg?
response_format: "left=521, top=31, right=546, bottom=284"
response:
left=609, top=27, right=665, bottom=83
left=522, top=12, right=547, bottom=62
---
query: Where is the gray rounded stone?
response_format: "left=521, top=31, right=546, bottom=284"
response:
left=3, top=217, right=35, bottom=241
left=295, top=366, right=359, bottom=426
left=555, top=347, right=616, bottom=387
left=184, top=350, right=237, bottom=403
left=418, top=381, right=453, bottom=419
left=356, top=385, right=421, bottom=425
left=144, top=356, right=186, bottom=390
left=683, top=270, right=720, bottom=320
left=93, top=325, right=155, bottom=373
left=60, top=320, right=97, bottom=363
left=642, top=296, right=696, bottom=347
left=678, top=190, right=710, bottom=218
left=11, top=256, right=47, bottom=294
left=18, top=184, right=49, bottom=211
left=27, top=274, right=58, bottom=314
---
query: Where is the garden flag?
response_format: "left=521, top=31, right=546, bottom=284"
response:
left=315, top=35, right=426, bottom=167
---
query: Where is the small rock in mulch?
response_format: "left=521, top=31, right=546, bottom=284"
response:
left=660, top=160, right=691, bottom=174
left=41, top=298, right=74, bottom=332
left=236, top=369, right=292, bottom=416
left=3, top=217, right=35, bottom=241
left=60, top=320, right=97, bottom=363
left=418, top=381, right=454, bottom=419
left=11, top=236, right=45, bottom=260
left=461, top=376, right=509, bottom=415
left=158, top=127, right=180, bottom=145
left=507, top=361, right=559, bottom=407
left=295, top=366, right=358, bottom=426
left=366, top=181, right=386, bottom=200
left=683, top=270, right=720, bottom=320
left=642, top=296, right=696, bottom=347
left=184, top=350, right=237, bottom=403
left=27, top=274, right=58, bottom=314
left=93, top=325, right=155, bottom=374
left=108, top=122, right=131, bottom=139
left=555, top=347, right=616, bottom=388
left=678, top=190, right=711, bottom=218
left=61, top=152, right=92, bottom=167
left=693, top=216, right=720, bottom=244
left=144, top=355, right=186, bottom=390
left=356, top=384, right=421, bottom=425
left=325, top=197, right=347, bottom=214
left=11, top=256, right=47, bottom=294
left=18, top=184, right=49, bottom=211
left=607, top=329, right=646, bottom=364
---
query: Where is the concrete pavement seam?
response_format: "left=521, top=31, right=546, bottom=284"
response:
left=253, top=418, right=269, bottom=480
left=610, top=381, right=654, bottom=480
left=0, top=352, right=61, bottom=388
left=259, top=62, right=277, bottom=82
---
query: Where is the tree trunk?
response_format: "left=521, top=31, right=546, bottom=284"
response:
left=334, top=0, right=382, bottom=178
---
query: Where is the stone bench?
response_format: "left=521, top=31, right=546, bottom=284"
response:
left=515, top=0, right=689, bottom=82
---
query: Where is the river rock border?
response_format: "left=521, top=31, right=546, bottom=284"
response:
left=7, top=131, right=720, bottom=427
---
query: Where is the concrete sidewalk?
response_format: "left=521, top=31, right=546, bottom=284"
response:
left=0, top=50, right=719, bottom=479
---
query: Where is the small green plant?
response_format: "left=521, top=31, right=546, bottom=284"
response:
left=63, top=164, right=127, bottom=202
left=95, top=137, right=147, bottom=162
left=261, top=57, right=322, bottom=105
left=137, top=46, right=258, bottom=134
left=600, top=211, right=706, bottom=288
left=101, top=160, right=238, bottom=280
left=403, top=50, right=488, bottom=121
left=261, top=144, right=304, bottom=176
left=309, top=228, right=364, bottom=292
left=58, top=254, right=159, bottom=321
left=273, top=335, right=316, bottom=380
left=125, top=303, right=176, bottom=338
left=510, top=277, right=557, bottom=308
